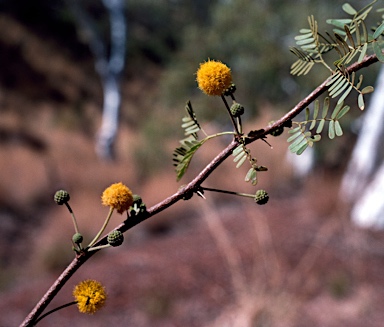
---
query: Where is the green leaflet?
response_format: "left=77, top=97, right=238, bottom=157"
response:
left=373, top=21, right=384, bottom=39
left=358, top=43, right=368, bottom=62
left=326, top=19, right=352, bottom=29
left=316, top=119, right=325, bottom=134
left=245, top=168, right=257, bottom=185
left=361, top=86, right=374, bottom=94
left=343, top=4, right=357, bottom=17
left=373, top=41, right=384, bottom=62
left=358, top=93, right=365, bottom=110
left=335, top=120, right=343, bottom=136
left=288, top=98, right=349, bottom=155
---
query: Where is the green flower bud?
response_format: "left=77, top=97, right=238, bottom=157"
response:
left=254, top=189, right=269, bottom=205
left=72, top=233, right=83, bottom=244
left=178, top=185, right=193, bottom=201
left=107, top=230, right=124, bottom=247
left=224, top=83, right=237, bottom=96
left=269, top=121, right=284, bottom=137
left=129, top=194, right=147, bottom=216
left=230, top=103, right=245, bottom=117
left=132, top=194, right=142, bottom=205
left=54, top=190, right=70, bottom=205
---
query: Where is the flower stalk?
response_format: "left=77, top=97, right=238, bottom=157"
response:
left=33, top=301, right=77, bottom=325
left=87, top=207, right=114, bottom=248
left=200, top=186, right=255, bottom=199
left=221, top=95, right=242, bottom=136
left=65, top=203, right=80, bottom=235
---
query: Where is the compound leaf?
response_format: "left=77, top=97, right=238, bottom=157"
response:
left=173, top=138, right=205, bottom=181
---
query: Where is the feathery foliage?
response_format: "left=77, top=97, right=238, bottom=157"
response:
left=173, top=102, right=205, bottom=181
left=288, top=0, right=384, bottom=155
left=290, top=1, right=383, bottom=109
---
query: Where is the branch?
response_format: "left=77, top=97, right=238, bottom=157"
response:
left=19, top=53, right=379, bottom=327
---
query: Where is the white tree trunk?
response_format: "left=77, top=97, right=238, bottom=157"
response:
left=350, top=162, right=384, bottom=229
left=68, top=0, right=126, bottom=160
left=340, top=66, right=384, bottom=228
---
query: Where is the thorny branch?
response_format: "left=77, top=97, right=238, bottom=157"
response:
left=20, top=53, right=379, bottom=327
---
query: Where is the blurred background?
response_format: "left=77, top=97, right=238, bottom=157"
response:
left=1, top=0, right=384, bottom=326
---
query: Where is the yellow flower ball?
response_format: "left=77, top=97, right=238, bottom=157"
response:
left=101, top=182, right=134, bottom=214
left=196, top=59, right=232, bottom=96
left=73, top=280, right=107, bottom=314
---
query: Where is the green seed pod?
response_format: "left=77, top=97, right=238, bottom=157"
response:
left=107, top=230, right=124, bottom=247
left=224, top=83, right=236, bottom=96
left=54, top=190, right=70, bottom=205
left=269, top=121, right=284, bottom=137
left=254, top=189, right=269, bottom=205
left=72, top=233, right=83, bottom=244
left=230, top=103, right=245, bottom=117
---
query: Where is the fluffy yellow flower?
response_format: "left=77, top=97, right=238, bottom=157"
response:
left=73, top=280, right=107, bottom=314
left=196, top=59, right=232, bottom=96
left=101, top=182, right=134, bottom=214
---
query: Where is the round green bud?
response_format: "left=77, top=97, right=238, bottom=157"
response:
left=254, top=189, right=269, bottom=205
left=224, top=83, right=237, bottom=96
left=178, top=185, right=193, bottom=201
left=54, top=190, right=70, bottom=205
left=129, top=194, right=147, bottom=216
left=72, top=233, right=83, bottom=244
left=132, top=194, right=142, bottom=205
left=230, top=103, right=245, bottom=117
left=269, top=121, right=284, bottom=137
left=107, top=230, right=124, bottom=247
